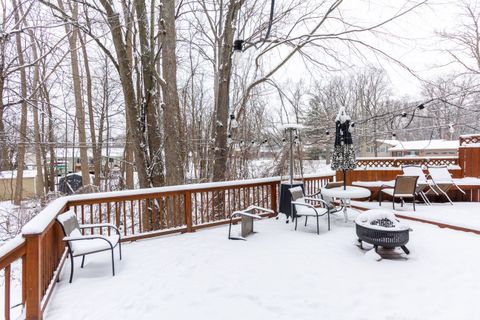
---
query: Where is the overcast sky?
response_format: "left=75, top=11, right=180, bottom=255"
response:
left=272, top=0, right=468, bottom=100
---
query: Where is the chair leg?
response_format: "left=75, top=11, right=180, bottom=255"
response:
left=295, top=216, right=298, bottom=230
left=69, top=253, right=74, bottom=283
left=81, top=255, right=85, bottom=268
left=111, top=249, right=116, bottom=276
left=119, top=241, right=122, bottom=260
left=379, top=192, right=382, bottom=206
left=413, top=198, right=416, bottom=211
left=327, top=212, right=330, bottom=231
left=392, top=199, right=395, bottom=210
left=304, top=216, right=308, bottom=227
left=316, top=216, right=319, bottom=235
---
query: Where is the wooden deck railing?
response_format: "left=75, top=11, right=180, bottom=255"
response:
left=459, top=134, right=480, bottom=146
left=355, top=156, right=459, bottom=168
left=0, top=173, right=334, bottom=319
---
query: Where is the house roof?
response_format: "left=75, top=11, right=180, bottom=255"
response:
left=388, top=139, right=459, bottom=151
left=375, top=139, right=400, bottom=147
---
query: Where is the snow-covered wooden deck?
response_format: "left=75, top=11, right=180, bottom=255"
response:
left=353, top=201, right=480, bottom=234
left=44, top=211, right=480, bottom=320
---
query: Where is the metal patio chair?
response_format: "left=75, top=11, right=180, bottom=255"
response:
left=427, top=165, right=466, bottom=205
left=289, top=186, right=331, bottom=234
left=379, top=175, right=419, bottom=211
left=56, top=210, right=122, bottom=283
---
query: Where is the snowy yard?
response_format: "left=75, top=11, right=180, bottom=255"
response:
left=44, top=210, right=480, bottom=320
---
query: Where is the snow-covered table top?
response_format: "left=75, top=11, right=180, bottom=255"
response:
left=353, top=177, right=480, bottom=188
left=321, top=186, right=371, bottom=199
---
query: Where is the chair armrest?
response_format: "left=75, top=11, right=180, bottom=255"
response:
left=80, top=223, right=121, bottom=235
left=64, top=234, right=112, bottom=243
left=245, top=205, right=274, bottom=214
left=291, top=201, right=316, bottom=210
left=305, top=190, right=322, bottom=197
left=231, top=211, right=262, bottom=220
left=379, top=185, right=393, bottom=191
left=303, top=197, right=329, bottom=207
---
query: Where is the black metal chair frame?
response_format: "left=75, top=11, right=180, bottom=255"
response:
left=378, top=176, right=419, bottom=211
left=290, top=197, right=331, bottom=234
left=57, top=218, right=122, bottom=283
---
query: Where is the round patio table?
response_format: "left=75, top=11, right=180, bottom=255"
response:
left=321, top=186, right=371, bottom=222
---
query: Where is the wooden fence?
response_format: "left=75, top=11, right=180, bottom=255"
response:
left=0, top=173, right=334, bottom=320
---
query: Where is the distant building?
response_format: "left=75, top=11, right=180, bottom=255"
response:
left=359, top=139, right=460, bottom=158
left=388, top=139, right=459, bottom=157
left=363, top=140, right=399, bottom=157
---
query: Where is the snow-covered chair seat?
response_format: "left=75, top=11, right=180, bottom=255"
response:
left=289, top=186, right=331, bottom=234
left=56, top=210, right=122, bottom=283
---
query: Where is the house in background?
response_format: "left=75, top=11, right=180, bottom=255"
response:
left=388, top=139, right=459, bottom=157
left=362, top=139, right=400, bottom=157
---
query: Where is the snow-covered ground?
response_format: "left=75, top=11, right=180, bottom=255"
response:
left=44, top=211, right=480, bottom=320
left=353, top=201, right=480, bottom=232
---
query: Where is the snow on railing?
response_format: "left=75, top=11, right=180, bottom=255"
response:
left=0, top=235, right=26, bottom=320
left=355, top=156, right=459, bottom=168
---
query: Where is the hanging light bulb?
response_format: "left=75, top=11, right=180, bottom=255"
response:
left=401, top=112, right=407, bottom=118
left=325, top=130, right=330, bottom=136
left=417, top=104, right=425, bottom=110
left=392, top=132, right=397, bottom=138
left=227, top=133, right=232, bottom=144
left=229, top=114, right=238, bottom=129
left=232, top=39, right=244, bottom=65
left=449, top=124, right=454, bottom=134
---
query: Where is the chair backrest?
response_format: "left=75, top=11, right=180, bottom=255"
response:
left=402, top=165, right=428, bottom=184
left=289, top=186, right=304, bottom=201
left=56, top=209, right=80, bottom=237
left=428, top=166, right=453, bottom=183
left=394, top=175, right=418, bottom=195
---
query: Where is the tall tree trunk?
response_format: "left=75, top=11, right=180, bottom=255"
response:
left=0, top=77, right=9, bottom=170
left=122, top=0, right=135, bottom=189
left=161, top=0, right=185, bottom=185
left=42, top=80, right=56, bottom=192
left=58, top=0, right=90, bottom=186
left=25, top=21, right=45, bottom=202
left=135, top=0, right=164, bottom=186
left=79, top=34, right=101, bottom=186
left=99, top=0, right=151, bottom=188
left=13, top=0, right=27, bottom=205
left=212, top=0, right=244, bottom=182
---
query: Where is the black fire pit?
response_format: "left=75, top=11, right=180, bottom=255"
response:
left=355, top=210, right=411, bottom=255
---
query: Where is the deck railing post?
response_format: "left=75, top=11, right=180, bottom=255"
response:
left=184, top=191, right=193, bottom=232
left=25, top=235, right=43, bottom=320
left=270, top=182, right=278, bottom=217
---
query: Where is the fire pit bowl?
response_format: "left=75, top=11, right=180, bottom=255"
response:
left=355, top=209, right=411, bottom=255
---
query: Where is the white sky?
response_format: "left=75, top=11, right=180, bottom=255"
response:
left=271, top=0, right=468, bottom=99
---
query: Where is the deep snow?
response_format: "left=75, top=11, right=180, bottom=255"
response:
left=44, top=211, right=480, bottom=320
